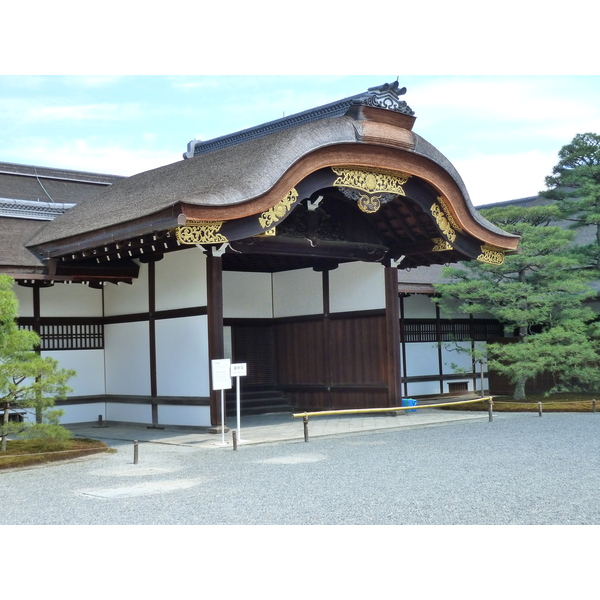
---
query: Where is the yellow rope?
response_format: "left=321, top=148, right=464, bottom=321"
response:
left=293, top=397, right=492, bottom=418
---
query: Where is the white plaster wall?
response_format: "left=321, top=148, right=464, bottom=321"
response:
left=402, top=294, right=437, bottom=318
left=155, top=247, right=207, bottom=311
left=329, top=262, right=385, bottom=313
left=106, top=403, right=153, bottom=424
left=57, top=403, right=107, bottom=424
left=272, top=268, right=323, bottom=318
left=43, top=349, right=106, bottom=396
left=405, top=381, right=441, bottom=397
left=402, top=342, right=439, bottom=377
left=40, top=283, right=103, bottom=317
left=441, top=341, right=472, bottom=374
left=13, top=284, right=33, bottom=317
left=104, top=263, right=149, bottom=316
left=104, top=322, right=151, bottom=395
left=158, top=404, right=211, bottom=427
left=224, top=271, right=273, bottom=318
left=155, top=316, right=210, bottom=397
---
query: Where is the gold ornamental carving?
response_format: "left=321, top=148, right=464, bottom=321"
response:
left=255, top=227, right=276, bottom=237
left=259, top=188, right=298, bottom=230
left=432, top=237, right=453, bottom=252
left=477, top=244, right=505, bottom=265
left=332, top=167, right=410, bottom=214
left=431, top=199, right=457, bottom=243
left=176, top=221, right=228, bottom=245
left=332, top=167, right=410, bottom=194
left=436, top=196, right=461, bottom=232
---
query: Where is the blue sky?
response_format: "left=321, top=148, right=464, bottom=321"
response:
left=1, top=75, right=599, bottom=205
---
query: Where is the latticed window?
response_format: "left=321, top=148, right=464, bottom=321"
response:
left=402, top=319, right=503, bottom=343
left=19, top=321, right=104, bottom=350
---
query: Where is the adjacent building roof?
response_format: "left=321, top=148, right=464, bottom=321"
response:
left=0, top=162, right=122, bottom=276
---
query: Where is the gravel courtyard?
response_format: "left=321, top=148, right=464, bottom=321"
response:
left=2, top=412, right=599, bottom=525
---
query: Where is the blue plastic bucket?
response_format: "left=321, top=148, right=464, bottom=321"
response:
left=401, top=398, right=417, bottom=412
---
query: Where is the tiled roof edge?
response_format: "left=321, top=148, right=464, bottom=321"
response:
left=185, top=95, right=362, bottom=158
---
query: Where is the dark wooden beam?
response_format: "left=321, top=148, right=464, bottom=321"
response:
left=206, top=251, right=225, bottom=428
left=385, top=266, right=402, bottom=407
left=229, top=237, right=388, bottom=263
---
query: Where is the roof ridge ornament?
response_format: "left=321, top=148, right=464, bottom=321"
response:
left=352, top=81, right=415, bottom=116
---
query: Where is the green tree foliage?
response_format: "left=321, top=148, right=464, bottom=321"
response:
left=541, top=132, right=600, bottom=270
left=0, top=274, right=75, bottom=450
left=435, top=205, right=600, bottom=400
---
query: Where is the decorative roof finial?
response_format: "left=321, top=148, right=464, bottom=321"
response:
left=352, top=81, right=415, bottom=116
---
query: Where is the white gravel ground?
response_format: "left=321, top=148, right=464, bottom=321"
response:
left=2, top=412, right=599, bottom=525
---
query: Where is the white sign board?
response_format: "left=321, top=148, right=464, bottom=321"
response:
left=211, top=358, right=232, bottom=391
left=231, top=363, right=247, bottom=377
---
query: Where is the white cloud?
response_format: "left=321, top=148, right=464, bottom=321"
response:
left=8, top=137, right=180, bottom=176
left=29, top=103, right=143, bottom=122
left=454, top=150, right=558, bottom=205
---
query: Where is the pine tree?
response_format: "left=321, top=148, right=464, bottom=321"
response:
left=0, top=274, right=75, bottom=450
left=541, top=132, right=600, bottom=271
left=435, top=204, right=599, bottom=400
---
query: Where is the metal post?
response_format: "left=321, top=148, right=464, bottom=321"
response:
left=98, top=414, right=103, bottom=427
left=593, top=399, right=596, bottom=413
left=232, top=430, right=238, bottom=451
left=133, top=440, right=139, bottom=464
left=236, top=375, right=242, bottom=442
left=303, top=415, right=309, bottom=442
left=538, top=402, right=543, bottom=417
left=221, top=389, right=226, bottom=446
left=488, top=397, right=493, bottom=422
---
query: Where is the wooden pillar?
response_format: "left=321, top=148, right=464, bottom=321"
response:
left=399, top=295, right=408, bottom=398
left=33, top=285, right=42, bottom=424
left=436, top=302, right=444, bottom=394
left=384, top=266, right=402, bottom=407
left=148, top=261, right=159, bottom=426
left=206, top=251, right=225, bottom=428
left=322, top=269, right=332, bottom=410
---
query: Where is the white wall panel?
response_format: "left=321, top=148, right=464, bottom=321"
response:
left=158, top=405, right=211, bottom=427
left=224, top=271, right=273, bottom=318
left=273, top=268, right=323, bottom=318
left=43, top=349, right=106, bottom=396
left=104, top=263, right=149, bottom=316
left=441, top=341, right=472, bottom=374
left=329, top=262, right=385, bottom=313
left=104, top=322, right=151, bottom=395
left=156, top=247, right=207, bottom=311
left=405, top=381, right=441, bottom=396
left=402, top=294, right=437, bottom=318
left=155, top=316, right=210, bottom=397
left=40, top=283, right=103, bottom=317
left=13, top=284, right=33, bottom=317
left=57, top=403, right=107, bottom=424
left=403, top=342, right=439, bottom=377
left=106, top=403, right=153, bottom=424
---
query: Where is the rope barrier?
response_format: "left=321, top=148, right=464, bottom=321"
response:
left=293, top=397, right=494, bottom=441
left=292, top=396, right=493, bottom=419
